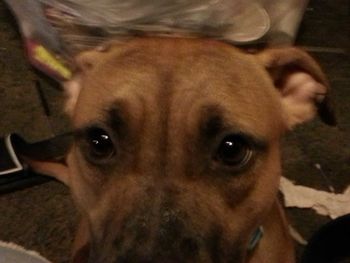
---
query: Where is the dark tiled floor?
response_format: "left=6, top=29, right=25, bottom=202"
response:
left=0, top=0, right=349, bottom=262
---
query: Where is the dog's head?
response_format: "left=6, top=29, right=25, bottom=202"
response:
left=41, top=38, right=335, bottom=262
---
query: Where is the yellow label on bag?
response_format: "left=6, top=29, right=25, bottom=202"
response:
left=33, top=45, right=72, bottom=80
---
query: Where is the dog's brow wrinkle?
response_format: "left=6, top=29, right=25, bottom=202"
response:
left=106, top=100, right=130, bottom=136
left=156, top=69, right=173, bottom=177
left=203, top=115, right=224, bottom=139
left=199, top=106, right=268, bottom=150
left=72, top=102, right=128, bottom=136
left=199, top=105, right=225, bottom=138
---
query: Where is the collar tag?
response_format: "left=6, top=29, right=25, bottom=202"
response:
left=248, top=226, right=264, bottom=252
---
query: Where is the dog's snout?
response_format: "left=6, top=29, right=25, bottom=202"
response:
left=156, top=209, right=199, bottom=254
left=95, top=205, right=201, bottom=263
left=115, top=236, right=199, bottom=263
left=79, top=178, right=245, bottom=263
left=159, top=209, right=184, bottom=240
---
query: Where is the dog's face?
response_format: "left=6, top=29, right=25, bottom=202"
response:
left=58, top=38, right=334, bottom=263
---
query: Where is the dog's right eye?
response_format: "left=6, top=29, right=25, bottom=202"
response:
left=84, top=127, right=116, bottom=161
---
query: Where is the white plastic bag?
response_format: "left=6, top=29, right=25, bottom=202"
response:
left=4, top=0, right=309, bottom=80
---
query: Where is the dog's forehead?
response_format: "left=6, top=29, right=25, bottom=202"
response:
left=73, top=38, right=284, bottom=138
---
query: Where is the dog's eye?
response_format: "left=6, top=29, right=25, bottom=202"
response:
left=85, top=128, right=115, bottom=160
left=215, top=135, right=253, bottom=167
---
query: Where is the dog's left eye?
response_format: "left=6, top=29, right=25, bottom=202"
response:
left=85, top=128, right=115, bottom=160
left=215, top=135, right=253, bottom=168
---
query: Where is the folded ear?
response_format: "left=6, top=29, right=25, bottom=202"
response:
left=63, top=46, right=105, bottom=116
left=255, top=47, right=336, bottom=129
left=63, top=77, right=82, bottom=116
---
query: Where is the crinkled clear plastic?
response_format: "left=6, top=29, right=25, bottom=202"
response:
left=36, top=0, right=308, bottom=54
left=35, top=0, right=256, bottom=52
left=3, top=0, right=308, bottom=79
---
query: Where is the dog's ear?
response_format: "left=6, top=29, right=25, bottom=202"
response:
left=64, top=43, right=113, bottom=115
left=255, top=47, right=336, bottom=129
left=63, top=49, right=101, bottom=115
left=64, top=76, right=82, bottom=116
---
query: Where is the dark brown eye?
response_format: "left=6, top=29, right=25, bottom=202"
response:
left=216, top=135, right=253, bottom=167
left=85, top=128, right=115, bottom=160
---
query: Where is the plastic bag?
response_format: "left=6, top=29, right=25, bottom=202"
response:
left=4, top=0, right=308, bottom=81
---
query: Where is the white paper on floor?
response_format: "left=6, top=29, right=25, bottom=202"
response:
left=280, top=176, right=350, bottom=219
left=0, top=241, right=51, bottom=263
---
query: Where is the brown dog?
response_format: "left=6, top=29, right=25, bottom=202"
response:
left=31, top=37, right=335, bottom=263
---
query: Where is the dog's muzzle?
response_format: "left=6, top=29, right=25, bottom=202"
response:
left=87, top=207, right=205, bottom=263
